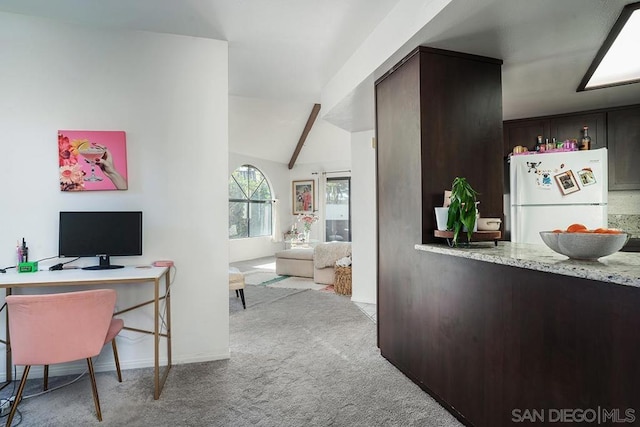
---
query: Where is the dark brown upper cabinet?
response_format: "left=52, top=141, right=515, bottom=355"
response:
left=503, top=112, right=605, bottom=157
left=376, top=46, right=504, bottom=244
left=504, top=105, right=640, bottom=190
left=503, top=119, right=548, bottom=156
left=608, top=105, right=640, bottom=190
left=549, top=113, right=605, bottom=150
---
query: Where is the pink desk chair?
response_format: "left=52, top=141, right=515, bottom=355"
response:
left=6, top=289, right=123, bottom=425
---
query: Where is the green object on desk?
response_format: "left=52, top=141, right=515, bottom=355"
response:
left=18, top=262, right=38, bottom=273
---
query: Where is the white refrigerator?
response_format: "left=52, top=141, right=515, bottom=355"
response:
left=510, top=148, right=608, bottom=244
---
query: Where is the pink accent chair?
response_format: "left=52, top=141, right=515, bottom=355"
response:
left=6, top=289, right=123, bottom=425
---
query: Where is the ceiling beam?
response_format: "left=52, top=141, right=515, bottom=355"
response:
left=288, top=103, right=321, bottom=170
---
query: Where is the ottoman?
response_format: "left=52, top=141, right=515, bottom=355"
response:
left=275, top=248, right=314, bottom=278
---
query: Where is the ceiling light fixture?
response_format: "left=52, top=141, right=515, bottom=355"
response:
left=577, top=1, right=640, bottom=91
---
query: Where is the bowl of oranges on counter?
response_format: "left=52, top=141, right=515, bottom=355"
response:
left=540, top=224, right=630, bottom=260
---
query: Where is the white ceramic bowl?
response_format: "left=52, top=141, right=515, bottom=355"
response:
left=539, top=231, right=629, bottom=260
left=477, top=218, right=502, bottom=231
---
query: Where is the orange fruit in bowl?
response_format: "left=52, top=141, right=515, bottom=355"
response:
left=552, top=229, right=563, bottom=233
left=604, top=228, right=623, bottom=234
left=566, top=223, right=588, bottom=233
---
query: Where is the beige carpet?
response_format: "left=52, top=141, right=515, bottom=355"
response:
left=242, top=270, right=329, bottom=291
left=9, top=285, right=462, bottom=426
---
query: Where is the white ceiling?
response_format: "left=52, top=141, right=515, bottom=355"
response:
left=2, top=0, right=639, bottom=163
left=389, top=0, right=640, bottom=121
left=0, top=0, right=400, bottom=102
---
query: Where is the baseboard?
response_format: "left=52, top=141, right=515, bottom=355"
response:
left=0, top=351, right=231, bottom=382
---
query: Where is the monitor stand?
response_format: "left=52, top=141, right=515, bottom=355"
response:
left=82, top=255, right=124, bottom=270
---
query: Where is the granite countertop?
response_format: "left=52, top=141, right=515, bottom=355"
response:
left=415, top=241, right=640, bottom=288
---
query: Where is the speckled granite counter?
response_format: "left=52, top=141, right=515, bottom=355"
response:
left=415, top=241, right=640, bottom=288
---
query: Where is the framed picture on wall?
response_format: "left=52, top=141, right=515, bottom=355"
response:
left=292, top=180, right=314, bottom=214
left=58, top=130, right=128, bottom=192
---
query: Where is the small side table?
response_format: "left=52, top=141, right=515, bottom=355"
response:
left=288, top=239, right=319, bottom=249
left=334, top=266, right=352, bottom=295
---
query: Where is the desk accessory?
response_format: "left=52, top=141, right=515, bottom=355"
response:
left=17, top=238, right=28, bottom=263
left=18, top=262, right=38, bottom=273
left=153, top=260, right=174, bottom=267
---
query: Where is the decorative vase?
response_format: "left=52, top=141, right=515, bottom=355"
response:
left=303, top=229, right=310, bottom=242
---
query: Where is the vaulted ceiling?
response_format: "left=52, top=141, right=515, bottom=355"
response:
left=2, top=0, right=639, bottom=164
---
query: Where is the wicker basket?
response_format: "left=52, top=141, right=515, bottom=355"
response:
left=334, top=266, right=352, bottom=295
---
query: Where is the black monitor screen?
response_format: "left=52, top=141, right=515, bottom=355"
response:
left=59, top=211, right=142, bottom=270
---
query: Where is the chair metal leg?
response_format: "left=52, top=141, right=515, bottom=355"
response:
left=239, top=289, right=246, bottom=309
left=235, top=290, right=239, bottom=297
left=112, top=339, right=123, bottom=382
left=6, top=365, right=30, bottom=427
left=43, top=365, right=49, bottom=391
left=86, top=358, right=102, bottom=422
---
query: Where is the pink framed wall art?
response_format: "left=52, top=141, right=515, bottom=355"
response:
left=58, top=130, right=128, bottom=191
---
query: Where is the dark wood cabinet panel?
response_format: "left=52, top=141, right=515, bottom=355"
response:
left=608, top=106, right=640, bottom=190
left=503, top=120, right=548, bottom=156
left=504, top=105, right=640, bottom=190
left=550, top=112, right=605, bottom=149
left=376, top=46, right=503, bottom=427
left=503, top=112, right=605, bottom=157
left=411, top=253, right=640, bottom=427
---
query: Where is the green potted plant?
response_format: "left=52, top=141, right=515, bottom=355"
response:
left=446, top=177, right=479, bottom=246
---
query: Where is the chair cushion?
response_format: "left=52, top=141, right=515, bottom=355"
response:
left=229, top=267, right=244, bottom=282
left=229, top=267, right=246, bottom=290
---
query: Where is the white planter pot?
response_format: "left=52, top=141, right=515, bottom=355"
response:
left=434, top=207, right=449, bottom=231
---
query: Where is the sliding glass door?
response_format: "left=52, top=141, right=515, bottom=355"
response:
left=325, top=177, right=351, bottom=242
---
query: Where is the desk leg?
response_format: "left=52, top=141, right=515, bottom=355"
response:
left=3, top=288, right=11, bottom=388
left=154, top=278, right=159, bottom=399
left=153, top=270, right=172, bottom=399
left=165, top=269, right=172, bottom=370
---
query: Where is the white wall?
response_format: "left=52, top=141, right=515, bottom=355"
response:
left=350, top=131, right=377, bottom=304
left=0, top=12, right=229, bottom=378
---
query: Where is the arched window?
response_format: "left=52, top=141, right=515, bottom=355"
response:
left=229, top=165, right=273, bottom=239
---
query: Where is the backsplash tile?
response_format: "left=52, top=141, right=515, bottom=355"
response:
left=608, top=214, right=640, bottom=237
left=608, top=191, right=640, bottom=215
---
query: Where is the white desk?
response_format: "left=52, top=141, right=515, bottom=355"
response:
left=0, top=266, right=171, bottom=399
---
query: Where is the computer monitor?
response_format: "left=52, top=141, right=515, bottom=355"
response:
left=58, top=211, right=143, bottom=270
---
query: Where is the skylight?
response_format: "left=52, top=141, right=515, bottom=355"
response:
left=578, top=2, right=640, bottom=91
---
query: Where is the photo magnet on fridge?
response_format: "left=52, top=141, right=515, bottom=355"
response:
left=578, top=168, right=596, bottom=186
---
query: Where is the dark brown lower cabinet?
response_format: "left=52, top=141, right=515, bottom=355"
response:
left=379, top=252, right=640, bottom=426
